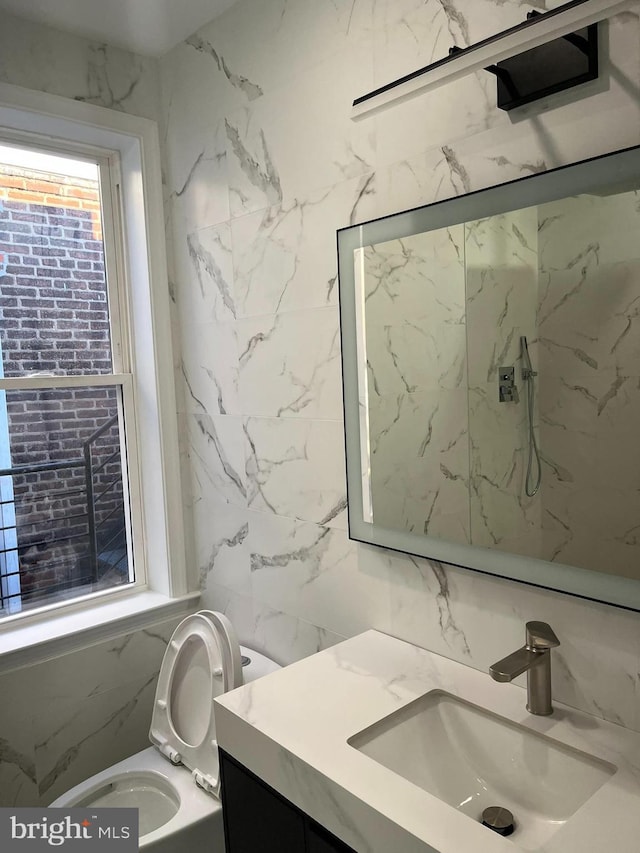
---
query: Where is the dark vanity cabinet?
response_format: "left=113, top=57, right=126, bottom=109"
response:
left=220, top=751, right=356, bottom=853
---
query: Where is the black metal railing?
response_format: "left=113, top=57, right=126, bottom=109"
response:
left=0, top=414, right=128, bottom=614
left=83, top=414, right=127, bottom=582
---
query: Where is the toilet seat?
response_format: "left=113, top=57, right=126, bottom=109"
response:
left=149, top=610, right=243, bottom=797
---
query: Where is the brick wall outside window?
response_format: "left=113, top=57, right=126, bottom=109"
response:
left=0, top=165, right=127, bottom=606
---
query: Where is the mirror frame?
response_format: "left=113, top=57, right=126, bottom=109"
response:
left=337, top=143, right=640, bottom=612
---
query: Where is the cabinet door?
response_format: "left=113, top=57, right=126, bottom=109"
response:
left=306, top=820, right=355, bottom=853
left=220, top=752, right=306, bottom=853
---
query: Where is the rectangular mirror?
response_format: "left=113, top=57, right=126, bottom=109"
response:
left=338, top=144, right=640, bottom=611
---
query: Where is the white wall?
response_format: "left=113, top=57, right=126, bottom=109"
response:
left=162, top=0, right=640, bottom=734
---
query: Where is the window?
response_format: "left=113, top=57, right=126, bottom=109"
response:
left=0, top=142, right=138, bottom=617
left=0, top=83, right=192, bottom=659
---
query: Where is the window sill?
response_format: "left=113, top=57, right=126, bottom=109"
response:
left=0, top=589, right=200, bottom=675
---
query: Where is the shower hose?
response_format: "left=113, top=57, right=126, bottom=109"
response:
left=521, top=336, right=541, bottom=498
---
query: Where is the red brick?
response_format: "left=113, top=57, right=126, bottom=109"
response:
left=7, top=190, right=46, bottom=203
left=0, top=176, right=27, bottom=190
left=66, top=187, right=100, bottom=201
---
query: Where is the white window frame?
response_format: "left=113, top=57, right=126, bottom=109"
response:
left=0, top=82, right=198, bottom=673
left=0, top=141, right=146, bottom=614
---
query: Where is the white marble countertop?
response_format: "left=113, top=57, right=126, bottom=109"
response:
left=214, top=631, right=640, bottom=853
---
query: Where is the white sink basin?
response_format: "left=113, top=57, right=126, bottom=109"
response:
left=348, top=690, right=617, bottom=850
left=217, top=631, right=640, bottom=853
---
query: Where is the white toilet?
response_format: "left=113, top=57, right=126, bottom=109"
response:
left=50, top=610, right=280, bottom=853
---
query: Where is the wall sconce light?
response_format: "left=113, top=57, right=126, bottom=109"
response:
left=351, top=0, right=631, bottom=121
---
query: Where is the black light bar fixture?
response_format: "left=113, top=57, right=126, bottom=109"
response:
left=352, top=0, right=629, bottom=120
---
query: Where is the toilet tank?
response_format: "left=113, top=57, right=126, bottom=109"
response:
left=239, top=646, right=281, bottom=683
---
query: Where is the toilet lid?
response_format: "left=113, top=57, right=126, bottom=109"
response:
left=149, top=610, right=243, bottom=797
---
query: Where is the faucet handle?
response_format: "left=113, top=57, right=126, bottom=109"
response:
left=526, top=621, right=560, bottom=650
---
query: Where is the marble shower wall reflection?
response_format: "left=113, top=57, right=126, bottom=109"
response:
left=362, top=227, right=468, bottom=541
left=466, top=208, right=540, bottom=557
left=538, top=190, right=640, bottom=577
left=360, top=190, right=640, bottom=579
left=360, top=209, right=541, bottom=553
left=478, top=191, right=640, bottom=575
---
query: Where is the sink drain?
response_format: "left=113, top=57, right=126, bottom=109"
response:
left=481, top=806, right=515, bottom=837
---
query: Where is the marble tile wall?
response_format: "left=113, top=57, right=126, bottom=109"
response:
left=0, top=618, right=180, bottom=806
left=163, top=0, right=640, bottom=735
left=358, top=209, right=541, bottom=556
left=362, top=228, right=469, bottom=540
left=538, top=190, right=640, bottom=575
left=0, top=11, right=160, bottom=122
left=360, top=191, right=640, bottom=575
left=466, top=208, right=542, bottom=557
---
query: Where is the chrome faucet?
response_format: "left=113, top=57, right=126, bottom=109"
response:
left=489, top=621, right=560, bottom=716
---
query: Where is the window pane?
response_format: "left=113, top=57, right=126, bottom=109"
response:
left=0, top=385, right=132, bottom=617
left=0, top=144, right=113, bottom=377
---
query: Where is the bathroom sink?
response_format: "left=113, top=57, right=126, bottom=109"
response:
left=348, top=690, right=616, bottom=850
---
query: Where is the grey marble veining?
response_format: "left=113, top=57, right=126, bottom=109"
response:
left=36, top=675, right=157, bottom=803
left=180, top=317, right=241, bottom=417
left=361, top=186, right=640, bottom=579
left=238, top=307, right=342, bottom=419
left=535, top=192, right=640, bottom=573
left=0, top=739, right=36, bottom=791
left=166, top=120, right=230, bottom=231
left=427, top=561, right=472, bottom=658
left=0, top=12, right=160, bottom=122
left=0, top=614, right=179, bottom=806
left=243, top=417, right=347, bottom=527
left=185, top=34, right=263, bottom=101
left=199, top=521, right=249, bottom=588
left=186, top=228, right=236, bottom=320
left=225, top=44, right=375, bottom=215
left=74, top=45, right=142, bottom=111
left=189, top=413, right=247, bottom=508
left=232, top=174, right=377, bottom=317
left=360, top=226, right=470, bottom=539
left=251, top=601, right=347, bottom=667
left=225, top=118, right=283, bottom=208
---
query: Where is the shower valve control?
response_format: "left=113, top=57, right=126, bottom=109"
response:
left=499, top=366, right=519, bottom=403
